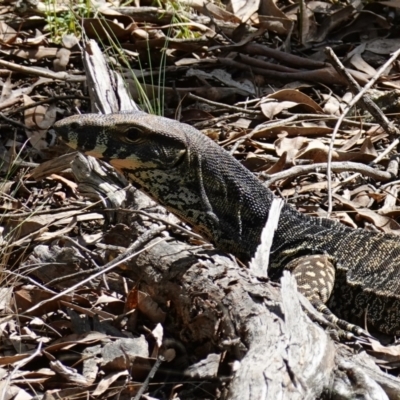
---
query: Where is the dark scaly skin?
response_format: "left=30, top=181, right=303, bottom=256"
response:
left=54, top=111, right=400, bottom=335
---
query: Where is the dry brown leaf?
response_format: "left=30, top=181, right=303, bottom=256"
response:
left=205, top=2, right=241, bottom=23
left=338, top=129, right=364, bottom=151
left=265, top=152, right=287, bottom=174
left=369, top=339, right=400, bottom=365
left=47, top=174, right=78, bottom=196
left=258, top=17, right=292, bottom=35
left=0, top=22, right=17, bottom=43
left=0, top=353, right=32, bottom=366
left=2, top=47, right=59, bottom=60
left=93, top=371, right=129, bottom=396
left=295, top=138, right=377, bottom=163
left=379, top=0, right=400, bottom=7
left=124, top=286, right=139, bottom=312
left=0, top=75, right=13, bottom=102
left=60, top=300, right=115, bottom=321
left=267, top=88, right=324, bottom=112
left=261, top=100, right=298, bottom=119
left=253, top=125, right=334, bottom=140
left=14, top=288, right=59, bottom=317
left=228, top=0, right=260, bottom=21
left=351, top=190, right=373, bottom=208
left=380, top=185, right=399, bottom=211
left=83, top=18, right=133, bottom=41
left=100, top=337, right=150, bottom=371
left=281, top=181, right=340, bottom=196
left=260, top=0, right=288, bottom=18
left=50, top=360, right=91, bottom=386
left=0, top=382, right=19, bottom=399
left=137, top=291, right=166, bottom=324
left=258, top=0, right=293, bottom=35
left=366, top=38, right=400, bottom=55
left=45, top=332, right=108, bottom=353
left=23, top=95, right=48, bottom=151
left=299, top=0, right=317, bottom=44
left=332, top=212, right=358, bottom=229
left=360, top=137, right=378, bottom=156
left=322, top=94, right=341, bottom=115
left=94, top=295, right=124, bottom=307
left=275, top=136, right=309, bottom=161
left=350, top=52, right=377, bottom=76
left=314, top=5, right=356, bottom=42
left=334, top=195, right=400, bottom=234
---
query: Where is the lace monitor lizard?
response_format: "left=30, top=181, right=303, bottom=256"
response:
left=54, top=111, right=400, bottom=336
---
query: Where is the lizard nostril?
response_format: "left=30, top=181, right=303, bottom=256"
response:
left=70, top=122, right=81, bottom=130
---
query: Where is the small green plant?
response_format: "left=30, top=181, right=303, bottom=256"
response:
left=157, top=0, right=201, bottom=39
left=44, top=0, right=92, bottom=43
left=92, top=15, right=170, bottom=116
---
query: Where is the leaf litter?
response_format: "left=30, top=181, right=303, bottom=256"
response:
left=2, top=0, right=400, bottom=398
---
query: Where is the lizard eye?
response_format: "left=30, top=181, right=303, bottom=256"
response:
left=123, top=127, right=143, bottom=143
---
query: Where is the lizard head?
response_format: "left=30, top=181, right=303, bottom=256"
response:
left=53, top=112, right=188, bottom=172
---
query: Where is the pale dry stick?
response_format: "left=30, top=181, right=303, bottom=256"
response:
left=331, top=138, right=399, bottom=195
left=225, top=115, right=298, bottom=155
left=4, top=269, right=58, bottom=294
left=325, top=46, right=400, bottom=215
left=280, top=111, right=379, bottom=129
left=61, top=236, right=100, bottom=258
left=0, top=59, right=85, bottom=82
left=250, top=197, right=284, bottom=277
left=187, top=93, right=261, bottom=115
left=326, top=48, right=399, bottom=137
left=0, top=342, right=43, bottom=400
left=0, top=206, right=83, bottom=219
left=0, top=238, right=165, bottom=322
left=124, top=209, right=204, bottom=241
left=262, top=161, right=392, bottom=187
left=0, top=112, right=32, bottom=131
left=381, top=179, right=400, bottom=189
left=193, top=112, right=243, bottom=129
left=46, top=226, right=166, bottom=286
left=7, top=95, right=90, bottom=115
left=133, top=356, right=165, bottom=400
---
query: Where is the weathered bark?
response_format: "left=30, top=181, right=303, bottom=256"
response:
left=46, top=39, right=400, bottom=400
left=68, top=152, right=400, bottom=399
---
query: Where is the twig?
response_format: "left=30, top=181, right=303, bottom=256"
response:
left=218, top=57, right=350, bottom=86
left=192, top=112, right=243, bottom=129
left=47, top=225, right=166, bottom=286
left=133, top=356, right=165, bottom=400
left=261, top=161, right=393, bottom=187
left=120, top=209, right=204, bottom=241
left=325, top=48, right=399, bottom=137
left=0, top=342, right=43, bottom=400
left=0, top=58, right=86, bottom=82
left=324, top=46, right=400, bottom=214
left=20, top=234, right=166, bottom=313
left=7, top=95, right=90, bottom=115
left=4, top=270, right=58, bottom=294
left=222, top=115, right=298, bottom=154
left=0, top=206, right=84, bottom=218
left=331, top=139, right=399, bottom=194
left=280, top=111, right=379, bottom=129
left=0, top=112, right=32, bottom=131
left=187, top=93, right=261, bottom=115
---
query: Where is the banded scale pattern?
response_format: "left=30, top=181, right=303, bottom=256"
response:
left=54, top=111, right=400, bottom=335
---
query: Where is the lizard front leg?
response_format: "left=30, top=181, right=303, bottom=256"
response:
left=285, top=254, right=365, bottom=336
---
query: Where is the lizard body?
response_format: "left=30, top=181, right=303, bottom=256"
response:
left=54, top=111, right=400, bottom=335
